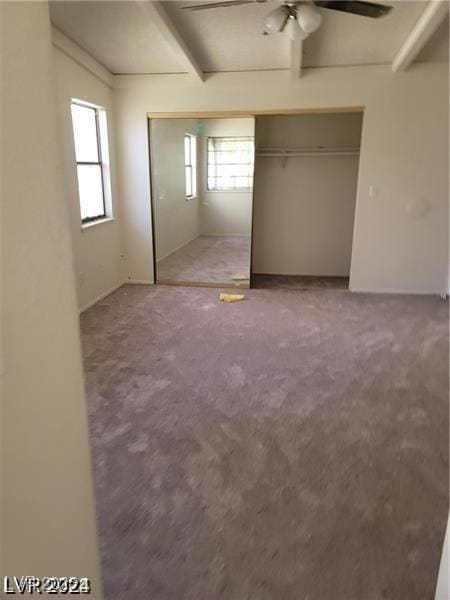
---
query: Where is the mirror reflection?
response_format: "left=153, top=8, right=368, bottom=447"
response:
left=150, top=117, right=255, bottom=287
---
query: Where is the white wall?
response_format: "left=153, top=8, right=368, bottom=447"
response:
left=114, top=63, right=448, bottom=293
left=1, top=2, right=102, bottom=593
left=53, top=38, right=123, bottom=311
left=150, top=118, right=199, bottom=261
left=256, top=112, right=363, bottom=147
left=199, top=117, right=254, bottom=236
left=252, top=113, right=362, bottom=276
left=435, top=517, right=449, bottom=600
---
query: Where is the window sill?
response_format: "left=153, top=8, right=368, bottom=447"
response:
left=81, top=217, right=115, bottom=231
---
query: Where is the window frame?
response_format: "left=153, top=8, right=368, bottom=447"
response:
left=71, top=100, right=107, bottom=224
left=184, top=133, right=197, bottom=200
left=206, top=136, right=255, bottom=193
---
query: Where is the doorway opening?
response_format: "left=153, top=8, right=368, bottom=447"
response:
left=252, top=111, right=363, bottom=291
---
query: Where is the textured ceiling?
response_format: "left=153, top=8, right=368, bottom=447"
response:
left=164, top=0, right=292, bottom=71
left=50, top=1, right=184, bottom=73
left=49, top=0, right=449, bottom=75
left=300, top=1, right=442, bottom=67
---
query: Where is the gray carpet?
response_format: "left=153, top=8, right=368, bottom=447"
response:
left=157, top=235, right=251, bottom=285
left=80, top=284, right=449, bottom=600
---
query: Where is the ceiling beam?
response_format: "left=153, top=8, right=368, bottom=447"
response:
left=291, top=39, right=303, bottom=78
left=392, top=0, right=449, bottom=72
left=52, top=27, right=114, bottom=88
left=140, top=1, right=205, bottom=81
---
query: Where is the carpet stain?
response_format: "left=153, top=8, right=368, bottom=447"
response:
left=227, top=364, right=246, bottom=387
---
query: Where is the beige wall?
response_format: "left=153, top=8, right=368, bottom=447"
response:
left=435, top=516, right=449, bottom=599
left=199, top=117, right=254, bottom=237
left=150, top=118, right=199, bottom=261
left=54, top=45, right=123, bottom=312
left=114, top=63, right=448, bottom=294
left=1, top=1, right=102, bottom=594
left=255, top=112, right=363, bottom=148
left=253, top=156, right=359, bottom=276
left=252, top=113, right=362, bottom=276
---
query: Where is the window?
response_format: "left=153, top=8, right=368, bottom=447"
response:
left=207, top=137, right=254, bottom=191
left=71, top=101, right=108, bottom=223
left=184, top=134, right=197, bottom=199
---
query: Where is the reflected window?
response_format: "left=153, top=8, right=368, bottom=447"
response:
left=207, top=137, right=254, bottom=191
left=184, top=134, right=197, bottom=199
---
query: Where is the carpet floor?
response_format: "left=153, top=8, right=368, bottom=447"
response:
left=80, top=284, right=449, bottom=600
left=156, top=235, right=251, bottom=285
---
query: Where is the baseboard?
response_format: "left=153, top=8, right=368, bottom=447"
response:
left=79, top=279, right=156, bottom=313
left=199, top=233, right=251, bottom=237
left=79, top=281, right=124, bottom=314
left=349, top=287, right=445, bottom=296
left=156, top=235, right=200, bottom=263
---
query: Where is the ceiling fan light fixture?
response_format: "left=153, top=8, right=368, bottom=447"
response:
left=296, top=3, right=323, bottom=34
left=263, top=5, right=289, bottom=33
left=286, top=15, right=308, bottom=40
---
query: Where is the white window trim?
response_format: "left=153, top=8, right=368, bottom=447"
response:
left=184, top=133, right=197, bottom=201
left=71, top=98, right=114, bottom=224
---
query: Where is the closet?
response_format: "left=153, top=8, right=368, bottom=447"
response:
left=252, top=112, right=363, bottom=285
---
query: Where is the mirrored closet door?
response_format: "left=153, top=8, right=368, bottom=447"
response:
left=149, top=116, right=255, bottom=288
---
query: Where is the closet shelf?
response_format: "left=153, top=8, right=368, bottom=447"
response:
left=256, top=146, right=360, bottom=158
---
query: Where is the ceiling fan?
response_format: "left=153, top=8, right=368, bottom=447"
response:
left=181, top=1, right=392, bottom=41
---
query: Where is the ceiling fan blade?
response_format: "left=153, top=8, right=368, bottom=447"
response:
left=313, top=1, right=392, bottom=18
left=181, top=0, right=265, bottom=11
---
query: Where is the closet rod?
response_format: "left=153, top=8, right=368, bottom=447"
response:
left=256, top=146, right=360, bottom=158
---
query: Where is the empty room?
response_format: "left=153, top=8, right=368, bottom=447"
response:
left=2, top=1, right=449, bottom=600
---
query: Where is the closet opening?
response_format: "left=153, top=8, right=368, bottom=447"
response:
left=252, top=111, right=364, bottom=291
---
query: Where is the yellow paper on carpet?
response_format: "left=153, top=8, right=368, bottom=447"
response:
left=219, top=293, right=245, bottom=303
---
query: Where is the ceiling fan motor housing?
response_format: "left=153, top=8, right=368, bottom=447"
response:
left=264, top=1, right=322, bottom=38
